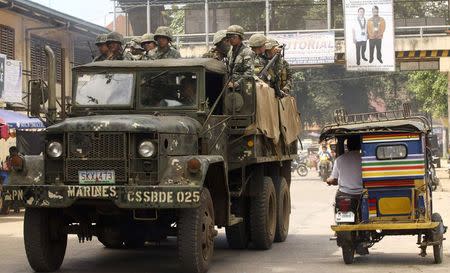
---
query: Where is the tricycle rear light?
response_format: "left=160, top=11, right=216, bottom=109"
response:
left=338, top=198, right=351, bottom=212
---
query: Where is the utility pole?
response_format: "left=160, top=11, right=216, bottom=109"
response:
left=327, top=0, right=332, bottom=30
left=265, top=0, right=270, bottom=35
left=205, top=0, right=209, bottom=49
left=113, top=0, right=117, bottom=32
left=147, top=0, right=151, bottom=34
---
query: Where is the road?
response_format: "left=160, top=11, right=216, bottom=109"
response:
left=0, top=171, right=449, bottom=273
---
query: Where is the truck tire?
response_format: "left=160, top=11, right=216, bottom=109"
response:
left=274, top=177, right=290, bottom=243
left=0, top=198, right=10, bottom=215
left=431, top=213, right=444, bottom=264
left=250, top=176, right=277, bottom=250
left=226, top=198, right=249, bottom=249
left=178, top=188, right=216, bottom=273
left=24, top=208, right=67, bottom=272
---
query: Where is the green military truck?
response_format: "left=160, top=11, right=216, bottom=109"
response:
left=2, top=47, right=301, bottom=273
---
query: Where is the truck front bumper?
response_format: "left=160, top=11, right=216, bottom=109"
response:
left=1, top=184, right=202, bottom=209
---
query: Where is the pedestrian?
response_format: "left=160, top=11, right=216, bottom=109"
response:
left=124, top=37, right=145, bottom=61
left=203, top=30, right=230, bottom=63
left=352, top=7, right=368, bottom=65
left=368, top=6, right=386, bottom=64
left=105, top=31, right=124, bottom=61
left=153, top=26, right=181, bottom=59
left=141, top=33, right=157, bottom=60
left=226, top=25, right=254, bottom=90
left=248, top=33, right=268, bottom=76
left=264, top=38, right=292, bottom=95
left=93, top=34, right=108, bottom=62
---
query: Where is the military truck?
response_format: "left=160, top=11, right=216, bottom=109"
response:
left=1, top=46, right=301, bottom=273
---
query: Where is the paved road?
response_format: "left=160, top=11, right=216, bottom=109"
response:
left=0, top=172, right=449, bottom=273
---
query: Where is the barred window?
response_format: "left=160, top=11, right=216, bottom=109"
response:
left=0, top=24, right=15, bottom=59
left=74, top=47, right=93, bottom=66
left=30, top=35, right=63, bottom=83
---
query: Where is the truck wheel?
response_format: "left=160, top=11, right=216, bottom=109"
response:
left=97, top=226, right=123, bottom=249
left=178, top=188, right=216, bottom=273
left=24, top=208, right=67, bottom=272
left=431, top=213, right=444, bottom=264
left=274, top=177, right=290, bottom=243
left=226, top=198, right=249, bottom=249
left=250, top=176, right=277, bottom=250
left=0, top=198, right=10, bottom=215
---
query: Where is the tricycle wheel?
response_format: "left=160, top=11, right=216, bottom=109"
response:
left=342, top=245, right=355, bottom=264
left=274, top=177, right=290, bottom=243
left=431, top=213, right=444, bottom=264
left=178, top=188, right=216, bottom=273
left=24, top=208, right=67, bottom=272
left=296, top=165, right=308, bottom=177
left=250, top=176, right=277, bottom=250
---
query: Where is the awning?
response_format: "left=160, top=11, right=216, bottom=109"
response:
left=0, top=110, right=45, bottom=140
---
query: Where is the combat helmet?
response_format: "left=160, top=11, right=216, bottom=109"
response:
left=129, top=37, right=144, bottom=50
left=226, top=25, right=245, bottom=38
left=95, top=34, right=108, bottom=45
left=154, top=26, right=174, bottom=41
left=265, top=37, right=280, bottom=49
left=106, top=31, right=124, bottom=44
left=141, top=33, right=156, bottom=45
left=213, top=30, right=227, bottom=45
left=248, top=33, right=267, bottom=48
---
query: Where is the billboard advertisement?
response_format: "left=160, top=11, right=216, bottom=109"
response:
left=344, top=0, right=395, bottom=71
left=271, top=32, right=335, bottom=65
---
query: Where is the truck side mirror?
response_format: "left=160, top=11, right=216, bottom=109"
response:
left=29, top=80, right=48, bottom=117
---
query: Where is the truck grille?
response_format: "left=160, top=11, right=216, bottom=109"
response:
left=65, top=133, right=128, bottom=183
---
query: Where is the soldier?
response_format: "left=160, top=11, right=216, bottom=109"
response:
left=226, top=25, right=254, bottom=90
left=141, top=33, right=157, bottom=60
left=124, top=37, right=145, bottom=61
left=105, top=31, right=124, bottom=61
left=93, top=34, right=108, bottom=62
left=264, top=38, right=293, bottom=95
left=202, top=30, right=230, bottom=63
left=248, top=33, right=268, bottom=76
left=153, top=26, right=181, bottom=59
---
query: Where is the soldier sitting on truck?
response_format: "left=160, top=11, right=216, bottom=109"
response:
left=124, top=37, right=145, bottom=61
left=93, top=34, right=108, bottom=62
left=226, top=25, right=255, bottom=90
left=180, top=77, right=197, bottom=106
left=264, top=38, right=293, bottom=95
left=203, top=30, right=230, bottom=63
left=153, top=26, right=181, bottom=60
left=106, top=32, right=124, bottom=61
left=248, top=33, right=268, bottom=75
left=141, top=33, right=157, bottom=60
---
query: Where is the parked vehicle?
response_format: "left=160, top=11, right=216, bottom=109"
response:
left=321, top=107, right=447, bottom=265
left=291, top=155, right=308, bottom=177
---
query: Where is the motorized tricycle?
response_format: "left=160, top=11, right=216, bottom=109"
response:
left=320, top=107, right=447, bottom=264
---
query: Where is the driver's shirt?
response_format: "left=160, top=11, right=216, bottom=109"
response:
left=330, top=150, right=363, bottom=195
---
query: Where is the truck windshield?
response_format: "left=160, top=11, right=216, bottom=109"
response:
left=75, top=73, right=134, bottom=106
left=139, top=71, right=198, bottom=108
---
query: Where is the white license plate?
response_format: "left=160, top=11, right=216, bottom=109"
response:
left=335, top=211, right=355, bottom=223
left=78, top=170, right=115, bottom=184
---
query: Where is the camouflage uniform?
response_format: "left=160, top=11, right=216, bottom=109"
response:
left=264, top=38, right=293, bottom=94
left=226, top=25, right=254, bottom=87
left=203, top=30, right=229, bottom=63
left=153, top=26, right=181, bottom=59
left=124, top=37, right=145, bottom=61
left=105, top=32, right=124, bottom=61
left=141, top=33, right=157, bottom=60
left=93, top=34, right=108, bottom=62
left=248, top=33, right=267, bottom=76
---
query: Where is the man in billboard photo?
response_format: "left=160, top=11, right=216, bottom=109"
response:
left=368, top=6, right=386, bottom=64
left=352, top=7, right=368, bottom=65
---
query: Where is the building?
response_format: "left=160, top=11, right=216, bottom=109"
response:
left=0, top=0, right=109, bottom=107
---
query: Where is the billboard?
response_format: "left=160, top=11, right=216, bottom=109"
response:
left=271, top=32, right=335, bottom=65
left=344, top=0, right=395, bottom=71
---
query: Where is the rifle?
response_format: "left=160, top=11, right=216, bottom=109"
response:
left=258, top=53, right=283, bottom=98
left=87, top=41, right=95, bottom=61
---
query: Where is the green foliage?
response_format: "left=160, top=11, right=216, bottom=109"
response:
left=161, top=5, right=185, bottom=34
left=407, top=71, right=448, bottom=117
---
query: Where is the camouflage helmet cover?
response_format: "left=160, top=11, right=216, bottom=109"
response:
left=226, top=25, right=245, bottom=38
left=129, top=37, right=144, bottom=50
left=141, top=33, right=156, bottom=44
left=106, top=31, right=124, bottom=44
left=95, top=34, right=108, bottom=45
left=213, top=30, right=227, bottom=45
left=248, top=33, right=267, bottom=48
left=154, top=26, right=174, bottom=41
left=265, top=37, right=280, bottom=49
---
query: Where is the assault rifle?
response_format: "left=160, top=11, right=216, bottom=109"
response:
left=258, top=44, right=286, bottom=98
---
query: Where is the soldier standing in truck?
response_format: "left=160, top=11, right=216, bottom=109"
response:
left=226, top=25, right=254, bottom=90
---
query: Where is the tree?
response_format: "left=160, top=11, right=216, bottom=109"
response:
left=407, top=71, right=448, bottom=117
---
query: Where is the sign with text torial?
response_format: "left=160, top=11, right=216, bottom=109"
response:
left=344, top=0, right=395, bottom=71
left=271, top=32, right=335, bottom=65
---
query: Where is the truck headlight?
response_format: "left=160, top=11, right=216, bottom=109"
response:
left=47, top=141, right=63, bottom=158
left=139, top=141, right=156, bottom=158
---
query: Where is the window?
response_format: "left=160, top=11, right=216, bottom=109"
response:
left=74, top=47, right=93, bottom=66
left=376, top=144, right=408, bottom=160
left=0, top=24, right=15, bottom=59
left=30, top=35, right=63, bottom=82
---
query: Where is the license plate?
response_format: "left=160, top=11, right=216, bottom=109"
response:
left=335, top=211, right=355, bottom=223
left=78, top=170, right=115, bottom=184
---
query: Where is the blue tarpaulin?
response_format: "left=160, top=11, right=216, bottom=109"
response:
left=0, top=109, right=45, bottom=130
